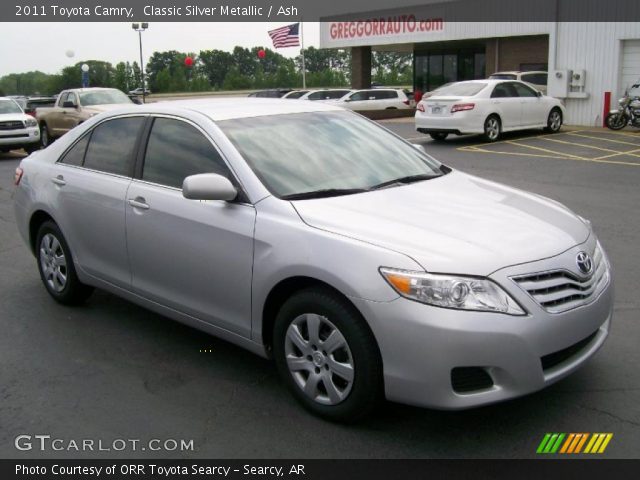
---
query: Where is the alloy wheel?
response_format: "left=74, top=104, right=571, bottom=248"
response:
left=284, top=313, right=355, bottom=405
left=549, top=110, right=562, bottom=131
left=485, top=117, right=500, bottom=141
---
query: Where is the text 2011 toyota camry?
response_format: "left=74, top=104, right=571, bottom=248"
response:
left=13, top=99, right=612, bottom=421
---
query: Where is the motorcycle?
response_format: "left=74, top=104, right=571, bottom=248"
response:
left=605, top=85, right=640, bottom=130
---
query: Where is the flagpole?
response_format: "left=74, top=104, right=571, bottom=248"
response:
left=300, top=21, right=306, bottom=89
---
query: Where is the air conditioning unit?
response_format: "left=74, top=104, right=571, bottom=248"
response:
left=548, top=69, right=572, bottom=98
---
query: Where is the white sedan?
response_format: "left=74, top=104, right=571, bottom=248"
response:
left=331, top=89, right=412, bottom=111
left=415, top=80, right=565, bottom=142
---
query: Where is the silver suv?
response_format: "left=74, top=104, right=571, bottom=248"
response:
left=13, top=99, right=612, bottom=421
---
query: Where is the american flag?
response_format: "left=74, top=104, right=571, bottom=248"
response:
left=268, top=23, right=301, bottom=49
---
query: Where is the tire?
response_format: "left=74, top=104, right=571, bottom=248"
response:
left=544, top=108, right=563, bottom=133
left=605, top=112, right=628, bottom=131
left=40, top=123, right=52, bottom=147
left=273, top=287, right=383, bottom=422
left=24, top=144, right=40, bottom=154
left=429, top=132, right=449, bottom=142
left=0, top=148, right=9, bottom=153
left=483, top=115, right=501, bottom=142
left=36, top=220, right=94, bottom=305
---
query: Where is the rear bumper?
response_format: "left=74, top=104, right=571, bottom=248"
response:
left=415, top=110, right=484, bottom=135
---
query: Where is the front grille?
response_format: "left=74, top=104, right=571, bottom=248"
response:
left=511, top=243, right=609, bottom=313
left=0, top=120, right=25, bottom=131
left=541, top=330, right=599, bottom=371
left=451, top=367, right=494, bottom=393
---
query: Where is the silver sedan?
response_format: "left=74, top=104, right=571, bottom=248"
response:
left=13, top=99, right=612, bottom=421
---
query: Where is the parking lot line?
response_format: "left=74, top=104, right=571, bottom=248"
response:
left=504, top=140, right=587, bottom=160
left=540, top=136, right=640, bottom=158
left=593, top=147, right=640, bottom=161
left=566, top=132, right=640, bottom=147
left=459, top=145, right=580, bottom=160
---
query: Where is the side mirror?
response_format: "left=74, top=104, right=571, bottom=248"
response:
left=412, top=143, right=426, bottom=153
left=62, top=101, right=77, bottom=108
left=343, top=98, right=352, bottom=102
left=536, top=91, right=543, bottom=97
left=182, top=173, right=237, bottom=201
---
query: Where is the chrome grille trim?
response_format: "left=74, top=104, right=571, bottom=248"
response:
left=511, top=243, right=609, bottom=314
left=0, top=120, right=25, bottom=131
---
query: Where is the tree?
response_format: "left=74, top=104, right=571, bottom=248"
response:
left=198, top=49, right=233, bottom=89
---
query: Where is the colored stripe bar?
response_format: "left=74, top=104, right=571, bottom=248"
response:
left=574, top=433, right=589, bottom=453
left=550, top=433, right=565, bottom=453
left=567, top=434, right=582, bottom=453
left=559, top=433, right=575, bottom=454
left=537, top=433, right=552, bottom=454
left=590, top=434, right=606, bottom=454
left=598, top=434, right=613, bottom=453
left=543, top=434, right=559, bottom=453
left=584, top=433, right=598, bottom=453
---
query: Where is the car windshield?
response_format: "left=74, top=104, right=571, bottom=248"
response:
left=286, top=91, right=309, bottom=99
left=489, top=74, right=517, bottom=80
left=0, top=99, right=23, bottom=114
left=218, top=111, right=444, bottom=199
left=432, top=82, right=488, bottom=97
left=79, top=90, right=132, bottom=106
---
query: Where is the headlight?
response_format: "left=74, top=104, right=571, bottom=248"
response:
left=577, top=214, right=592, bottom=230
left=25, top=118, right=37, bottom=127
left=380, top=268, right=526, bottom=315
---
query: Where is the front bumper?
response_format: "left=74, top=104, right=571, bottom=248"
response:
left=0, top=126, right=40, bottom=148
left=351, top=237, right=613, bottom=409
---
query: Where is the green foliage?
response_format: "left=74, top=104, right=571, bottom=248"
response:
left=0, top=45, right=411, bottom=96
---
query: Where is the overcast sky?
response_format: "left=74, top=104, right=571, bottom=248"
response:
left=0, top=22, right=321, bottom=77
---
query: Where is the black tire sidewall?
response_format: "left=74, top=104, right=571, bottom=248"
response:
left=547, top=108, right=563, bottom=132
left=273, top=288, right=383, bottom=422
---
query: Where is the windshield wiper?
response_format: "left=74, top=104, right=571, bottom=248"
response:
left=368, top=173, right=440, bottom=191
left=281, top=188, right=369, bottom=200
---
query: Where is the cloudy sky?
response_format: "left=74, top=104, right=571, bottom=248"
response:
left=0, top=22, right=321, bottom=76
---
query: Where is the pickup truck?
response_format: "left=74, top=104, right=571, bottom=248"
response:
left=36, top=88, right=134, bottom=147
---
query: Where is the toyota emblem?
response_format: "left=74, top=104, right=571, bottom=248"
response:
left=576, top=251, right=593, bottom=276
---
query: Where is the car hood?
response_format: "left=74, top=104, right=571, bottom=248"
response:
left=292, top=171, right=590, bottom=276
left=0, top=113, right=31, bottom=123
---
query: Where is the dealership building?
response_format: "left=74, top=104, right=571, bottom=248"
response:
left=320, top=20, right=640, bottom=126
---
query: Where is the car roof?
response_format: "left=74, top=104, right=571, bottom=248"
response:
left=131, top=97, right=346, bottom=121
left=491, top=71, right=547, bottom=75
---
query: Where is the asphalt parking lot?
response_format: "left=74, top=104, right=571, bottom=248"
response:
left=1, top=122, right=639, bottom=459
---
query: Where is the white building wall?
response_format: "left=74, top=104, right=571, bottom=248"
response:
left=553, top=22, right=640, bottom=126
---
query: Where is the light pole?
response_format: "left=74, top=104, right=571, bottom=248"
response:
left=131, top=22, right=149, bottom=103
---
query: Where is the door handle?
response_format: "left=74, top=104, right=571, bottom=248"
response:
left=51, top=175, right=66, bottom=186
left=128, top=197, right=150, bottom=210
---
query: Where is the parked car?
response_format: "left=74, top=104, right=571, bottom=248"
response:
left=282, top=90, right=310, bottom=99
left=489, top=71, right=548, bottom=94
left=36, top=88, right=134, bottom=147
left=248, top=89, right=293, bottom=98
left=416, top=80, right=565, bottom=142
left=13, top=99, right=612, bottom=421
left=0, top=97, right=41, bottom=154
left=332, top=89, right=412, bottom=110
left=421, top=82, right=454, bottom=100
left=298, top=89, right=353, bottom=101
left=129, top=87, right=151, bottom=96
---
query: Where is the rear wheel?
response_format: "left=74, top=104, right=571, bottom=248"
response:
left=545, top=108, right=563, bottom=133
left=429, top=132, right=449, bottom=142
left=36, top=221, right=93, bottom=305
left=273, top=288, right=383, bottom=422
left=483, top=115, right=501, bottom=142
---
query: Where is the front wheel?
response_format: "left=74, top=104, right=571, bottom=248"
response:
left=36, top=221, right=94, bottom=305
left=273, top=288, right=383, bottom=422
left=545, top=108, right=563, bottom=133
left=40, top=124, right=52, bottom=147
left=24, top=144, right=40, bottom=154
left=605, top=112, right=628, bottom=130
left=429, top=132, right=449, bottom=142
left=483, top=115, right=501, bottom=142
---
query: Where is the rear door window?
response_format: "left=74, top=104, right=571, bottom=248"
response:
left=83, top=117, right=145, bottom=176
left=59, top=134, right=90, bottom=167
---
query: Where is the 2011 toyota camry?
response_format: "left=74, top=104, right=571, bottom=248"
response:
left=13, top=99, right=612, bottom=421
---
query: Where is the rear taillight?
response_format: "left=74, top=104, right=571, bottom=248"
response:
left=450, top=103, right=475, bottom=113
left=417, top=103, right=425, bottom=112
left=14, top=167, right=24, bottom=186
